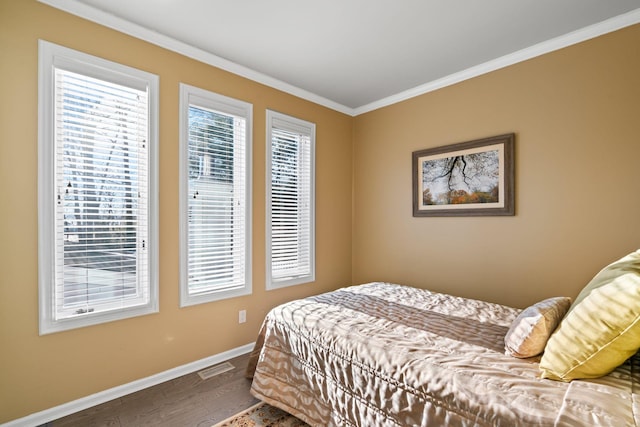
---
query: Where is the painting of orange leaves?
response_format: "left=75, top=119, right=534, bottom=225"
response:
left=412, top=134, right=514, bottom=216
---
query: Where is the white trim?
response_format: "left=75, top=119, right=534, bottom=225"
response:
left=2, top=342, right=255, bottom=427
left=265, top=110, right=316, bottom=291
left=37, top=1, right=640, bottom=117
left=353, top=8, right=640, bottom=115
left=178, top=83, right=253, bottom=306
left=36, top=0, right=353, bottom=116
left=37, top=40, right=160, bottom=334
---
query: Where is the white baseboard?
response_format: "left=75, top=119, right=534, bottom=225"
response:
left=3, top=342, right=255, bottom=427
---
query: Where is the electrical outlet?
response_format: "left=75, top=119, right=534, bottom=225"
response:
left=238, top=309, right=246, bottom=324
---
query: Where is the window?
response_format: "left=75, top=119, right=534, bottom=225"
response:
left=179, top=84, right=252, bottom=306
left=38, top=41, right=159, bottom=334
left=266, top=110, right=315, bottom=290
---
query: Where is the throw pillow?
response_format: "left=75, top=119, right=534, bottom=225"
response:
left=504, top=296, right=571, bottom=358
left=539, top=250, right=640, bottom=381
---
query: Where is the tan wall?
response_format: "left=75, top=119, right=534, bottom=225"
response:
left=353, top=24, right=640, bottom=309
left=2, top=0, right=640, bottom=422
left=0, top=1, right=352, bottom=422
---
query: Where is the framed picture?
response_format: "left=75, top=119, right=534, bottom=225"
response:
left=412, top=133, right=514, bottom=217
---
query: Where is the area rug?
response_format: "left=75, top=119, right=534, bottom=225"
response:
left=213, top=402, right=309, bottom=427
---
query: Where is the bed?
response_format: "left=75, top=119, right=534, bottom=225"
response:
left=247, top=262, right=640, bottom=426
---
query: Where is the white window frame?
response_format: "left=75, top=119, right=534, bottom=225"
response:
left=179, top=83, right=252, bottom=306
left=266, top=110, right=316, bottom=290
left=38, top=40, right=159, bottom=334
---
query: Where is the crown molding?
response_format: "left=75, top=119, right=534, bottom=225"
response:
left=39, top=1, right=640, bottom=117
left=353, top=8, right=640, bottom=115
left=37, top=0, right=355, bottom=116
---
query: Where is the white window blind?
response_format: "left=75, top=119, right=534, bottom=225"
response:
left=179, top=84, right=252, bottom=306
left=38, top=41, right=158, bottom=334
left=266, top=110, right=315, bottom=290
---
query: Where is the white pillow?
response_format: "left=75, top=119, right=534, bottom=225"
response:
left=504, top=296, right=571, bottom=358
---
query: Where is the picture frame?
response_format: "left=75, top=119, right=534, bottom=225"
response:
left=412, top=133, right=515, bottom=217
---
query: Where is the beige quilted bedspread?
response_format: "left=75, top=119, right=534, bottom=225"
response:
left=247, top=282, right=640, bottom=426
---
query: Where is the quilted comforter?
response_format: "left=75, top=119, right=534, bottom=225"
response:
left=247, top=282, right=640, bottom=426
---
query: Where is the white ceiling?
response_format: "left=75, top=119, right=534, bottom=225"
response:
left=41, top=0, right=640, bottom=115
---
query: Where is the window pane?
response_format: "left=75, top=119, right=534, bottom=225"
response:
left=187, top=106, right=244, bottom=292
left=270, top=129, right=312, bottom=279
left=55, top=69, right=149, bottom=318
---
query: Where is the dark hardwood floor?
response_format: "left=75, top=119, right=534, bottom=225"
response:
left=44, top=353, right=260, bottom=427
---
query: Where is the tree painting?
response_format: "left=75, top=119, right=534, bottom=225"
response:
left=421, top=148, right=500, bottom=205
left=413, top=134, right=514, bottom=217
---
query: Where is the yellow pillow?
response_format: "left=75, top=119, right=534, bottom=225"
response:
left=570, top=249, right=640, bottom=312
left=504, top=297, right=571, bottom=358
left=539, top=250, right=640, bottom=381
